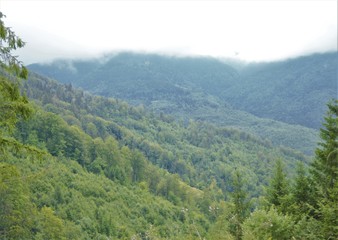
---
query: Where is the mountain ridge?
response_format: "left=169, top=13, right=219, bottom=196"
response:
left=28, top=52, right=336, bottom=155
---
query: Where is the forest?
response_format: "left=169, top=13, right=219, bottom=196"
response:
left=1, top=12, right=337, bottom=239
left=29, top=51, right=337, bottom=155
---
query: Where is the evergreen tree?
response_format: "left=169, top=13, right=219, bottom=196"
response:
left=311, top=100, right=338, bottom=199
left=310, top=100, right=338, bottom=239
left=267, top=159, right=289, bottom=212
left=291, top=161, right=313, bottom=216
left=230, top=170, right=250, bottom=240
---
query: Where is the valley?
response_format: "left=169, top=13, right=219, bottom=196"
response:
left=29, top=52, right=337, bottom=155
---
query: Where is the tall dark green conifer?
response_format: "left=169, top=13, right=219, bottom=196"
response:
left=311, top=100, right=338, bottom=198
left=291, top=161, right=313, bottom=216
left=267, top=159, right=289, bottom=212
left=310, top=100, right=338, bottom=239
left=230, top=170, right=250, bottom=240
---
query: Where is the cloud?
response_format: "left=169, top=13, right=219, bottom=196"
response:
left=3, top=0, right=337, bottom=63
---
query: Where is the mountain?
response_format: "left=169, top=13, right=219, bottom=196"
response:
left=0, top=70, right=309, bottom=239
left=28, top=52, right=336, bottom=130
left=23, top=72, right=309, bottom=194
left=2, top=14, right=336, bottom=239
left=28, top=52, right=336, bottom=155
left=222, top=52, right=337, bottom=129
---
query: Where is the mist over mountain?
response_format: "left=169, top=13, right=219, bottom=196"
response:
left=2, top=0, right=337, bottom=237
left=28, top=52, right=336, bottom=154
left=222, top=52, right=337, bottom=129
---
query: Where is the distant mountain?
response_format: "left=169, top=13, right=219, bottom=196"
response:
left=28, top=52, right=336, bottom=155
left=222, top=52, right=337, bottom=129
left=29, top=53, right=239, bottom=101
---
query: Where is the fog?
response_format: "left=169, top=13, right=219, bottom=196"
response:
left=1, top=0, right=337, bottom=64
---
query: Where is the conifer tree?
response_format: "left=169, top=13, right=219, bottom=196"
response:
left=230, top=170, right=250, bottom=240
left=291, top=161, right=313, bottom=215
left=267, top=159, right=289, bottom=212
left=310, top=100, right=338, bottom=239
left=311, top=100, right=338, bottom=198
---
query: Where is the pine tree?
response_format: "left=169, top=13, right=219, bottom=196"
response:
left=310, top=100, right=338, bottom=239
left=230, top=170, right=250, bottom=240
left=267, top=158, right=289, bottom=212
left=311, top=100, right=338, bottom=198
left=290, top=161, right=313, bottom=216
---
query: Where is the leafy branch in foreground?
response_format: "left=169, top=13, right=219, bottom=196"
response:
left=0, top=12, right=37, bottom=155
left=0, top=12, right=28, bottom=79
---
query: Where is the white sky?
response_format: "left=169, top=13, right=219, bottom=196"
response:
left=1, top=0, right=337, bottom=64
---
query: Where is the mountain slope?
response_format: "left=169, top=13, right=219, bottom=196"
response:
left=28, top=52, right=335, bottom=155
left=0, top=70, right=318, bottom=239
left=23, top=72, right=309, bottom=194
left=222, top=52, right=337, bottom=129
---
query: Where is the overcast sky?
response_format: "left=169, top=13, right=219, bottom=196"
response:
left=1, top=0, right=337, bottom=64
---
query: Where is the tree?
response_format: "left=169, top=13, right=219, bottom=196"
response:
left=310, top=100, right=338, bottom=239
left=242, top=207, right=295, bottom=240
left=130, top=150, right=146, bottom=183
left=311, top=100, right=338, bottom=199
left=35, top=207, right=66, bottom=240
left=266, top=159, right=290, bottom=213
left=0, top=163, right=36, bottom=239
left=229, top=170, right=250, bottom=240
left=290, top=161, right=313, bottom=216
left=0, top=12, right=28, bottom=78
left=0, top=12, right=33, bottom=153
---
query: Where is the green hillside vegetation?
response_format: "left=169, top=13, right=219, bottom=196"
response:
left=3, top=70, right=336, bottom=239
left=1, top=14, right=337, bottom=239
left=223, top=52, right=337, bottom=129
left=23, top=72, right=309, bottom=195
left=29, top=52, right=328, bottom=155
left=3, top=74, right=337, bottom=239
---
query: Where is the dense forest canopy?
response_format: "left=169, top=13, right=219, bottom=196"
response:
left=29, top=52, right=337, bottom=155
left=1, top=11, right=337, bottom=240
left=29, top=51, right=337, bottom=130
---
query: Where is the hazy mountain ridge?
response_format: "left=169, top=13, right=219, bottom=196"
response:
left=28, top=52, right=336, bottom=155
left=223, top=52, right=337, bottom=129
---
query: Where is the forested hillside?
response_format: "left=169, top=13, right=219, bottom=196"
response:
left=2, top=69, right=337, bottom=239
left=1, top=13, right=337, bottom=239
left=23, top=72, right=308, bottom=196
left=28, top=52, right=333, bottom=155
left=222, top=52, right=337, bottom=129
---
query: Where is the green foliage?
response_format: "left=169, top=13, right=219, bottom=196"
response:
left=229, top=170, right=251, bottom=240
left=1, top=18, right=335, bottom=238
left=28, top=52, right=330, bottom=155
left=242, top=207, right=295, bottom=240
left=35, top=206, right=67, bottom=240
left=289, top=161, right=314, bottom=216
left=0, top=12, right=28, bottom=78
left=2, top=153, right=211, bottom=239
left=21, top=73, right=309, bottom=200
left=207, top=209, right=234, bottom=240
left=266, top=159, right=290, bottom=212
left=257, top=100, right=338, bottom=239
left=3, top=65, right=317, bottom=239
left=0, top=12, right=33, bottom=155
left=311, top=100, right=338, bottom=198
left=0, top=163, right=36, bottom=239
left=223, top=53, right=337, bottom=129
left=309, top=100, right=338, bottom=239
